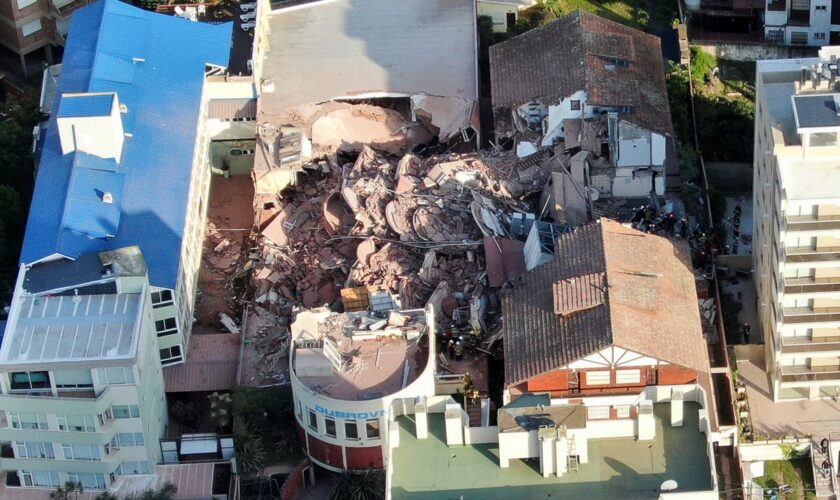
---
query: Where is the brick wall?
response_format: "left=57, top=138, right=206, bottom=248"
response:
left=279, top=459, right=310, bottom=500
left=519, top=365, right=699, bottom=398
left=657, top=365, right=698, bottom=384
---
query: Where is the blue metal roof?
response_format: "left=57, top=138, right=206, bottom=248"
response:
left=57, top=93, right=114, bottom=117
left=21, top=0, right=232, bottom=289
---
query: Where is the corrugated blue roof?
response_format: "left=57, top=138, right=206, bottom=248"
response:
left=21, top=0, right=232, bottom=289
left=57, top=93, right=114, bottom=117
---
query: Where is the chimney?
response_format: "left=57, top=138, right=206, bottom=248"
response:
left=102, top=191, right=114, bottom=204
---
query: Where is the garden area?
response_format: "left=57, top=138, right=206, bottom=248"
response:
left=753, top=459, right=817, bottom=500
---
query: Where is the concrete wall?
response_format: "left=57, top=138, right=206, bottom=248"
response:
left=464, top=425, right=499, bottom=445
left=693, top=43, right=817, bottom=62
left=739, top=442, right=810, bottom=461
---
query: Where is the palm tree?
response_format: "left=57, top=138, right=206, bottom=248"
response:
left=330, top=468, right=385, bottom=500
left=236, top=432, right=267, bottom=477
left=50, top=481, right=84, bottom=500
left=124, top=482, right=178, bottom=500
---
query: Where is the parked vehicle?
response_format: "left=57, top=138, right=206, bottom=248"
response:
left=240, top=11, right=256, bottom=21
left=240, top=2, right=257, bottom=11
left=241, top=21, right=256, bottom=31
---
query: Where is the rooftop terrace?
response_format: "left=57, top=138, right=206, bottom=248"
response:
left=292, top=309, right=428, bottom=401
left=390, top=403, right=712, bottom=499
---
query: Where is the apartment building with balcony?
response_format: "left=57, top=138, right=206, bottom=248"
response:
left=0, top=247, right=167, bottom=490
left=753, top=46, right=840, bottom=400
left=0, top=0, right=95, bottom=74
left=763, top=0, right=840, bottom=45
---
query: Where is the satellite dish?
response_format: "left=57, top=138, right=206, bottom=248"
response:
left=660, top=480, right=678, bottom=491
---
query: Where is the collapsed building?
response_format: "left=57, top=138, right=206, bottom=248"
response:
left=489, top=10, right=681, bottom=222
left=251, top=0, right=481, bottom=195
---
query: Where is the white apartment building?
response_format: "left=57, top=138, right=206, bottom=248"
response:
left=754, top=46, right=840, bottom=400
left=764, top=0, right=836, bottom=46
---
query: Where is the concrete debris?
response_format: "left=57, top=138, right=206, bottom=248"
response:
left=311, top=104, right=433, bottom=156
left=410, top=94, right=478, bottom=143
left=219, top=312, right=240, bottom=334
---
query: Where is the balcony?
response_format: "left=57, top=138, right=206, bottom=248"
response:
left=781, top=336, right=840, bottom=353
left=50, top=0, right=94, bottom=18
left=0, top=386, right=112, bottom=415
left=786, top=215, right=840, bottom=232
left=784, top=277, right=840, bottom=294
left=782, top=307, right=840, bottom=323
left=780, top=366, right=840, bottom=382
left=784, top=246, right=840, bottom=263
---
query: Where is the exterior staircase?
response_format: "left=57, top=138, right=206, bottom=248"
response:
left=466, top=398, right=482, bottom=427
left=812, top=437, right=836, bottom=499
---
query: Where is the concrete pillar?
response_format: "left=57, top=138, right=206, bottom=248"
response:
left=414, top=397, right=428, bottom=440
left=810, top=385, right=820, bottom=400
left=671, top=389, right=684, bottom=427
left=575, top=432, right=589, bottom=464
left=556, top=431, right=569, bottom=476
left=444, top=403, right=463, bottom=446
left=638, top=400, right=656, bottom=440
left=538, top=427, right=557, bottom=478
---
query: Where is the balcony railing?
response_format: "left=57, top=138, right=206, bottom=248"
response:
left=784, top=277, right=840, bottom=294
left=782, top=307, right=840, bottom=323
left=780, top=366, right=840, bottom=382
left=786, top=214, right=840, bottom=231
left=782, top=336, right=840, bottom=353
left=785, top=246, right=840, bottom=263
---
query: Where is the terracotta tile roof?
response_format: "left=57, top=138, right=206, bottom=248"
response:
left=163, top=334, right=241, bottom=392
left=489, top=10, right=673, bottom=138
left=502, top=219, right=709, bottom=386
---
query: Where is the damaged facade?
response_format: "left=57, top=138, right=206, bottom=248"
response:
left=490, top=11, right=679, bottom=205
left=251, top=0, right=481, bottom=195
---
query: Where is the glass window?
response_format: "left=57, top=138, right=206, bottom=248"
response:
left=810, top=132, right=837, bottom=148
left=585, top=371, right=611, bottom=385
left=325, top=417, right=336, bottom=438
left=62, top=443, right=101, bottom=461
left=23, top=470, right=59, bottom=487
left=98, top=367, right=135, bottom=385
left=60, top=414, right=96, bottom=432
left=68, top=472, right=106, bottom=490
left=587, top=406, right=611, bottom=420
left=616, top=405, right=632, bottom=418
left=10, top=371, right=50, bottom=391
left=54, top=369, right=93, bottom=388
left=570, top=100, right=581, bottom=111
left=345, top=420, right=358, bottom=440
left=615, top=369, right=641, bottom=384
left=117, top=433, right=146, bottom=447
left=159, top=346, right=182, bottom=364
left=151, top=290, right=174, bottom=308
left=155, top=317, right=177, bottom=335
left=365, top=419, right=380, bottom=439
left=10, top=412, right=48, bottom=430
left=20, top=19, right=41, bottom=37
left=120, top=461, right=151, bottom=475
left=308, top=410, right=318, bottom=431
left=15, top=442, right=54, bottom=459
left=112, top=405, right=140, bottom=419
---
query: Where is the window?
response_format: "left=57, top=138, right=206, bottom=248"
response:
left=112, top=405, right=140, bottom=419
left=58, top=414, right=96, bottom=432
left=9, top=412, right=47, bottom=430
left=62, top=443, right=101, bottom=461
left=570, top=100, right=581, bottom=111
left=767, top=29, right=785, bottom=44
left=155, top=317, right=177, bottom=336
left=810, top=132, right=837, bottom=147
left=159, top=345, right=182, bottom=365
left=17, top=0, right=38, bottom=9
left=815, top=32, right=827, bottom=41
left=308, top=410, right=318, bottom=431
left=345, top=420, right=359, bottom=440
left=365, top=419, right=380, bottom=439
left=325, top=417, right=336, bottom=438
left=117, top=433, right=145, bottom=447
left=151, top=290, right=174, bottom=308
left=616, top=405, right=632, bottom=418
left=616, top=369, right=641, bottom=385
left=67, top=472, right=106, bottom=490
left=98, top=367, right=135, bottom=385
left=15, top=442, right=54, bottom=459
left=816, top=5, right=828, bottom=10
left=54, top=369, right=93, bottom=389
left=10, top=371, right=50, bottom=391
left=585, top=371, right=611, bottom=386
left=22, top=470, right=59, bottom=487
left=119, top=461, right=151, bottom=475
left=587, top=406, right=611, bottom=420
left=20, top=19, right=41, bottom=37
left=791, top=31, right=809, bottom=45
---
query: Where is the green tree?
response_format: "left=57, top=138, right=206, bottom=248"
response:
left=330, top=468, right=385, bottom=500
left=234, top=420, right=267, bottom=477
left=50, top=480, right=84, bottom=500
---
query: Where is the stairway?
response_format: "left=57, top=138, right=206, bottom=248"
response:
left=466, top=399, right=482, bottom=427
left=812, top=437, right=836, bottom=499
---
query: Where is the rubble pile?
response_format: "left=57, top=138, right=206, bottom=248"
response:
left=249, top=145, right=546, bottom=314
